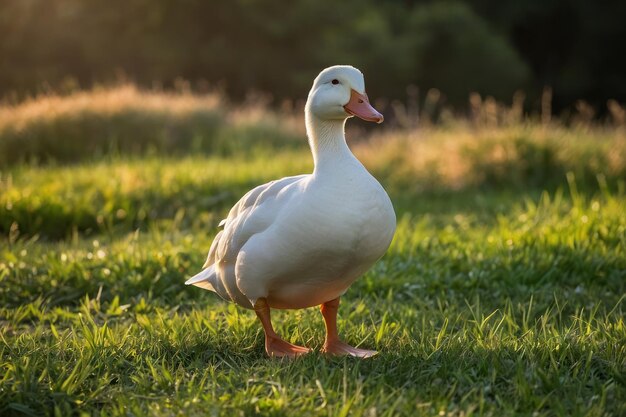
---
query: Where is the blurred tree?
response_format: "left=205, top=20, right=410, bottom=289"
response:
left=466, top=0, right=626, bottom=110
left=406, top=1, right=529, bottom=104
left=0, top=0, right=623, bottom=111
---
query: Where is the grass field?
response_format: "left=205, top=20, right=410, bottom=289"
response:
left=1, top=88, right=625, bottom=416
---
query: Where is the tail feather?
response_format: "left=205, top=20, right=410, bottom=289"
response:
left=185, top=265, right=217, bottom=292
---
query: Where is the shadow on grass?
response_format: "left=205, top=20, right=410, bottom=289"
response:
left=172, top=336, right=623, bottom=415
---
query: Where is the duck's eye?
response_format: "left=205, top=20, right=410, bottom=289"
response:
left=331, top=79, right=339, bottom=85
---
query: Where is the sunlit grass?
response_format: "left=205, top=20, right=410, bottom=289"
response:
left=3, top=126, right=625, bottom=240
left=0, top=152, right=313, bottom=239
left=356, top=124, right=626, bottom=191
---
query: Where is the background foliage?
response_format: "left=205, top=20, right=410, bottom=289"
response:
left=1, top=0, right=625, bottom=111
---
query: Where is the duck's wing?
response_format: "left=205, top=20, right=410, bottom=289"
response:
left=186, top=174, right=308, bottom=305
left=205, top=174, right=307, bottom=267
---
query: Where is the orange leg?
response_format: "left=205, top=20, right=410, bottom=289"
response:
left=254, top=298, right=310, bottom=358
left=320, top=297, right=377, bottom=358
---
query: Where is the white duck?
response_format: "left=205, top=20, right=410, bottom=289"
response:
left=186, top=65, right=396, bottom=358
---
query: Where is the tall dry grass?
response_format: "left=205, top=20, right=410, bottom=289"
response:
left=356, top=89, right=626, bottom=191
left=356, top=125, right=626, bottom=192
left=0, top=84, right=624, bottom=192
left=0, top=85, right=303, bottom=165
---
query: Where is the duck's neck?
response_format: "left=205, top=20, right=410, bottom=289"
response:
left=306, top=113, right=354, bottom=174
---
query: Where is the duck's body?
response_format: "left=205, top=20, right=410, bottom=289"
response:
left=186, top=65, right=395, bottom=357
left=192, top=151, right=395, bottom=310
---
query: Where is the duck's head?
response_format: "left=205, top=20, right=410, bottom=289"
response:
left=306, top=65, right=384, bottom=124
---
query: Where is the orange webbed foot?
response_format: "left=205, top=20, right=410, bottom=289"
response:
left=265, top=336, right=310, bottom=358
left=319, top=297, right=377, bottom=359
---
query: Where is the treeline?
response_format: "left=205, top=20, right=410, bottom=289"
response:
left=1, top=0, right=624, bottom=112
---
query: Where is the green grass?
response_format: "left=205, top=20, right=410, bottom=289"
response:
left=1, top=148, right=625, bottom=416
left=0, top=152, right=312, bottom=239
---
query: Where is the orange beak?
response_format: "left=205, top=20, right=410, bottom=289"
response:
left=344, top=90, right=384, bottom=124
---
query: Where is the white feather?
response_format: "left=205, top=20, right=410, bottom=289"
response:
left=185, top=265, right=215, bottom=289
